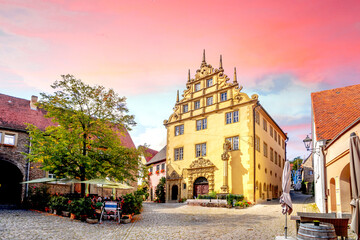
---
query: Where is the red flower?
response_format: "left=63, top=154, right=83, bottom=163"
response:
left=161, top=169, right=165, bottom=173
left=156, top=170, right=160, bottom=174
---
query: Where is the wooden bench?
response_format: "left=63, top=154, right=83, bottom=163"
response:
left=290, top=212, right=350, bottom=239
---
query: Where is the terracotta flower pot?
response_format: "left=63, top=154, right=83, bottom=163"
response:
left=86, top=218, right=98, bottom=224
left=70, top=213, right=76, bottom=219
left=62, top=211, right=70, bottom=217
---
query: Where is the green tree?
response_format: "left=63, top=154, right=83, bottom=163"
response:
left=291, top=156, right=303, bottom=171
left=26, top=75, right=140, bottom=196
left=155, top=177, right=166, bottom=203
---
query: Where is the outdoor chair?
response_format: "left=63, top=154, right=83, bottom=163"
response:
left=99, top=201, right=122, bottom=224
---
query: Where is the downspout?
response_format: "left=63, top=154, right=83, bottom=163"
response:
left=25, top=137, right=32, bottom=198
left=253, top=101, right=260, bottom=203
left=321, top=145, right=328, bottom=213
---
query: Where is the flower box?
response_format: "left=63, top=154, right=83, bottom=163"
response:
left=156, top=170, right=160, bottom=174
left=161, top=169, right=165, bottom=173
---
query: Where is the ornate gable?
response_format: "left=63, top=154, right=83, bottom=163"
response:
left=189, top=157, right=215, bottom=169
left=164, top=50, right=258, bottom=125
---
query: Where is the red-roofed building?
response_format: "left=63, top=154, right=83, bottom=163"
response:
left=0, top=93, right=137, bottom=205
left=310, top=84, right=360, bottom=213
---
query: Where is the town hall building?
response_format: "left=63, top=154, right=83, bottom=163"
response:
left=164, top=51, right=287, bottom=203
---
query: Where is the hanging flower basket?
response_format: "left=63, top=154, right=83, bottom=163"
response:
left=156, top=170, right=160, bottom=174
left=148, top=172, right=152, bottom=176
left=161, top=169, right=165, bottom=173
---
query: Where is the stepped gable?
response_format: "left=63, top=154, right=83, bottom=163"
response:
left=311, top=84, right=360, bottom=140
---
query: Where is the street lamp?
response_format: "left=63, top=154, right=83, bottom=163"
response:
left=303, top=135, right=312, bottom=151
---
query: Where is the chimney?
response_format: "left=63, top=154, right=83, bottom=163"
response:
left=30, top=95, right=38, bottom=110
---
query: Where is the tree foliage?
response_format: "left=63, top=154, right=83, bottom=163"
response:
left=155, top=177, right=166, bottom=203
left=26, top=75, right=140, bottom=196
left=291, top=156, right=303, bottom=171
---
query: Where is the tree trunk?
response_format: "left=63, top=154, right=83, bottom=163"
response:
left=80, top=167, right=86, bottom=197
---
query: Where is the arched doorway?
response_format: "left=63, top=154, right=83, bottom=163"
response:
left=330, top=178, right=337, bottom=212
left=171, top=185, right=178, bottom=201
left=0, top=160, right=23, bottom=205
left=340, top=163, right=351, bottom=213
left=193, top=177, right=209, bottom=198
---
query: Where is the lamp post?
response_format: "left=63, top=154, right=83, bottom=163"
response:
left=303, top=135, right=312, bottom=151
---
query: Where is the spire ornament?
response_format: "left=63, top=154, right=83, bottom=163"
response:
left=176, top=90, right=179, bottom=103
left=201, top=49, right=207, bottom=67
left=234, top=67, right=237, bottom=83
left=188, top=69, right=191, bottom=82
left=219, top=55, right=223, bottom=70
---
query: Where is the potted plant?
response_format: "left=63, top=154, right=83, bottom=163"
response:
left=156, top=170, right=160, bottom=175
left=160, top=169, right=165, bottom=173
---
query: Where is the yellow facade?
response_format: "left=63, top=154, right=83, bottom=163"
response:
left=164, top=53, right=286, bottom=203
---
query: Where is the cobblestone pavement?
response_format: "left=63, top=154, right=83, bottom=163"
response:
left=0, top=192, right=357, bottom=240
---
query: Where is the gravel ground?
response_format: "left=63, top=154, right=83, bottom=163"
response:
left=0, top=192, right=357, bottom=240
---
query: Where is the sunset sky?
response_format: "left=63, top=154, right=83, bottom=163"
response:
left=1, top=0, right=360, bottom=159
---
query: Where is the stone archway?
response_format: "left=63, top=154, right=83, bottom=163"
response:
left=340, top=163, right=351, bottom=213
left=187, top=158, right=215, bottom=199
left=193, top=177, right=209, bottom=198
left=0, top=160, right=23, bottom=205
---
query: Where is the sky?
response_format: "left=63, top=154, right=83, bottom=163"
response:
left=1, top=0, right=360, bottom=160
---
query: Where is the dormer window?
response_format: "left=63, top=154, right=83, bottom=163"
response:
left=206, top=78, right=213, bottom=87
left=195, top=83, right=201, bottom=92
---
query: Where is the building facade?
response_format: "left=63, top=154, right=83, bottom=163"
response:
left=146, top=146, right=166, bottom=201
left=164, top=52, right=287, bottom=203
left=311, top=84, right=360, bottom=213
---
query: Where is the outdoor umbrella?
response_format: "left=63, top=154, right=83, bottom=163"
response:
left=102, top=182, right=133, bottom=189
left=21, top=177, right=56, bottom=184
left=349, top=132, right=360, bottom=238
left=279, top=160, right=293, bottom=239
left=80, top=178, right=117, bottom=185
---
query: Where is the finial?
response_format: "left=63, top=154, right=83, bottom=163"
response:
left=176, top=90, right=179, bottom=103
left=188, top=69, right=190, bottom=82
left=202, top=49, right=206, bottom=63
left=234, top=67, right=237, bottom=83
left=219, top=55, right=223, bottom=70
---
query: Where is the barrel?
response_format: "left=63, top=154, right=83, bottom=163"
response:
left=297, top=222, right=337, bottom=240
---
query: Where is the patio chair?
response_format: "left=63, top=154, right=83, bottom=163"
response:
left=99, top=201, right=122, bottom=224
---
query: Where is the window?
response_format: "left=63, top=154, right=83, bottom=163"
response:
left=282, top=140, right=285, bottom=149
left=149, top=167, right=153, bottom=173
left=174, top=147, right=184, bottom=160
left=309, top=170, right=313, bottom=175
left=195, top=143, right=206, bottom=157
left=195, top=83, right=201, bottom=91
left=194, top=100, right=200, bottom=110
left=183, top=183, right=186, bottom=189
left=270, top=126, right=273, bottom=137
left=220, top=92, right=227, bottom=102
left=263, top=119, right=267, bottom=131
left=225, top=136, right=239, bottom=150
left=156, top=165, right=160, bottom=171
left=274, top=131, right=278, bottom=141
left=183, top=104, right=188, bottom=113
left=255, top=135, right=260, bottom=152
left=175, top=125, right=184, bottom=136
left=161, top=163, right=165, bottom=170
left=278, top=137, right=281, bottom=145
left=255, top=111, right=260, bottom=125
left=206, top=78, right=213, bottom=87
left=274, top=151, right=278, bottom=165
left=196, top=118, right=207, bottom=131
left=263, top=142, right=268, bottom=157
left=225, top=110, right=239, bottom=124
left=206, top=96, right=213, bottom=106
left=278, top=157, right=281, bottom=167
left=4, top=134, right=15, bottom=145
left=270, top=148, right=274, bottom=162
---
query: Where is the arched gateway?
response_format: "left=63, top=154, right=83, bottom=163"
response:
left=0, top=160, right=23, bottom=205
left=193, top=177, right=209, bottom=198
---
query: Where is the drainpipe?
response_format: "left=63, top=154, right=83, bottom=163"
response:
left=253, top=101, right=260, bottom=203
left=321, top=145, right=328, bottom=213
left=25, top=137, right=32, bottom=198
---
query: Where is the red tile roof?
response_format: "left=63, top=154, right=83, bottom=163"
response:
left=0, top=93, right=54, bottom=131
left=143, top=147, right=158, bottom=162
left=0, top=93, right=135, bottom=148
left=311, top=84, right=360, bottom=140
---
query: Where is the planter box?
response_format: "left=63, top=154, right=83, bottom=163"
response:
left=86, top=218, right=99, bottom=224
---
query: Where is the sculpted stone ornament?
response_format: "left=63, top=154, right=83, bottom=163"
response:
left=221, top=141, right=231, bottom=161
left=189, top=157, right=215, bottom=169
